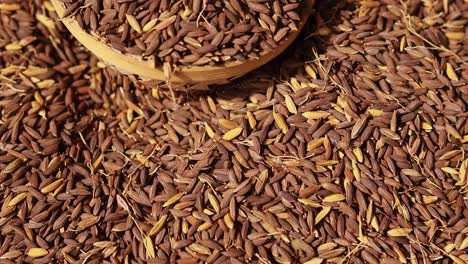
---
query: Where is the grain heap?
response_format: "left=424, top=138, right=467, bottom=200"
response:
left=59, top=0, right=304, bottom=66
left=0, top=0, right=467, bottom=264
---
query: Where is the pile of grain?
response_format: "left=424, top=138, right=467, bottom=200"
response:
left=0, top=0, right=467, bottom=264
left=59, top=0, right=304, bottom=66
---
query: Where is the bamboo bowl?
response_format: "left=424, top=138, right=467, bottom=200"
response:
left=51, top=0, right=315, bottom=84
